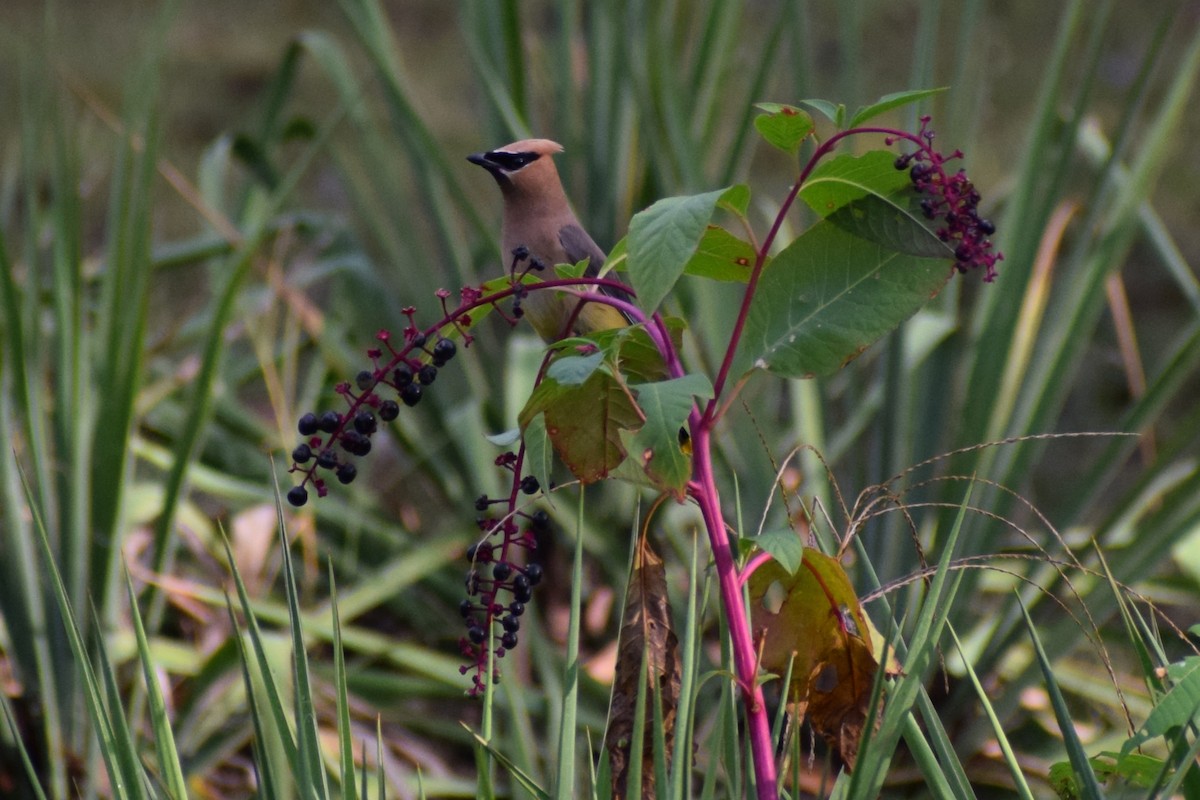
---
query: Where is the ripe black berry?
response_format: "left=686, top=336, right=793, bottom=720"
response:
left=401, top=382, right=422, bottom=407
left=298, top=412, right=319, bottom=436
left=292, top=443, right=312, bottom=463
left=336, top=463, right=357, bottom=484
left=500, top=632, right=518, bottom=650
left=393, top=364, right=413, bottom=387
left=353, top=411, right=377, bottom=435
left=509, top=602, right=525, bottom=616
left=287, top=485, right=308, bottom=507
left=524, top=563, right=543, bottom=586
left=341, top=431, right=371, bottom=456
left=475, top=494, right=490, bottom=511
left=316, top=449, right=337, bottom=469
left=355, top=370, right=375, bottom=391
left=433, top=337, right=457, bottom=365
left=459, top=599, right=473, bottom=617
left=318, top=411, right=341, bottom=433
left=493, top=562, right=512, bottom=581
left=502, top=615, right=520, bottom=633
left=520, top=475, right=540, bottom=495
left=418, top=364, right=438, bottom=385
left=378, top=400, right=400, bottom=421
left=977, top=218, right=996, bottom=235
left=530, top=510, right=551, bottom=534
left=468, top=626, right=486, bottom=644
left=466, top=542, right=492, bottom=562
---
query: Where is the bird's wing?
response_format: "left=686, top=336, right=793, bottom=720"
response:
left=559, top=223, right=635, bottom=307
left=558, top=223, right=608, bottom=276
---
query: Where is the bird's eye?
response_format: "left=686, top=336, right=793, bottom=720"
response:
left=488, top=151, right=538, bottom=172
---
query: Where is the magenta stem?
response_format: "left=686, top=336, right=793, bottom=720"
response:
left=690, top=425, right=778, bottom=800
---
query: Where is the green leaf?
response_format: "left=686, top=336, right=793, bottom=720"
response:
left=522, top=413, right=554, bottom=498
left=603, top=236, right=628, bottom=274
left=682, top=226, right=760, bottom=283
left=554, top=259, right=592, bottom=279
left=848, top=87, right=947, bottom=128
left=627, top=188, right=728, bottom=314
left=717, top=184, right=752, bottom=217
left=798, top=98, right=845, bottom=127
left=1122, top=658, right=1200, bottom=753
left=753, top=103, right=814, bottom=155
left=733, top=221, right=951, bottom=379
left=753, top=529, right=805, bottom=575
left=826, top=193, right=952, bottom=259
left=546, top=350, right=606, bottom=386
left=798, top=150, right=911, bottom=217
left=624, top=374, right=713, bottom=497
left=485, top=428, right=522, bottom=447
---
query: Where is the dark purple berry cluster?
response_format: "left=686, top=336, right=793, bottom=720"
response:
left=458, top=451, right=548, bottom=695
left=890, top=117, right=1002, bottom=282
left=286, top=321, right=459, bottom=507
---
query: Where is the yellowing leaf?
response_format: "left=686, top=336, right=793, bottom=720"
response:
left=748, top=551, right=893, bottom=768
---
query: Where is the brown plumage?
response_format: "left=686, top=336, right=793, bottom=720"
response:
left=468, top=138, right=630, bottom=341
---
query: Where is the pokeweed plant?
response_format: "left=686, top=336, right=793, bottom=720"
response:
left=286, top=92, right=1001, bottom=798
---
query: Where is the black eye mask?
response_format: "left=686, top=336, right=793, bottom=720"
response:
left=485, top=151, right=538, bottom=172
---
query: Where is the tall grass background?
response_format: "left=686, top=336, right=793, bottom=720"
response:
left=1, top=0, right=1199, bottom=797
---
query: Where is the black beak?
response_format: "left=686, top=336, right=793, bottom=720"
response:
left=467, top=152, right=495, bottom=169
left=467, top=152, right=508, bottom=185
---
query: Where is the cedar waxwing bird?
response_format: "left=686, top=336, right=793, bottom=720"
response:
left=468, top=138, right=633, bottom=342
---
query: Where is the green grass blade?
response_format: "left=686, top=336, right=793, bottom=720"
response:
left=0, top=691, right=50, bottom=800
left=20, top=466, right=142, bottom=799
left=277, top=494, right=329, bottom=800
left=552, top=492, right=586, bottom=800
left=849, top=483, right=971, bottom=798
left=223, top=595, right=281, bottom=799
left=124, top=568, right=189, bottom=799
left=947, top=625, right=1035, bottom=799
left=1018, top=598, right=1103, bottom=799
left=219, top=528, right=303, bottom=771
left=330, top=564, right=359, bottom=800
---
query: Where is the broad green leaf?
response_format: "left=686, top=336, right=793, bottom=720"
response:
left=627, top=188, right=728, bottom=314
left=753, top=103, right=814, bottom=155
left=848, top=87, right=948, bottom=128
left=734, top=221, right=951, bottom=379
left=826, top=193, right=952, bottom=259
left=683, top=226, right=760, bottom=282
left=798, top=150, right=910, bottom=218
left=798, top=98, right=845, bottom=127
left=753, top=529, right=805, bottom=575
left=624, top=374, right=713, bottom=497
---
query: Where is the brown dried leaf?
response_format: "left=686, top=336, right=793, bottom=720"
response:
left=604, top=534, right=680, bottom=799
